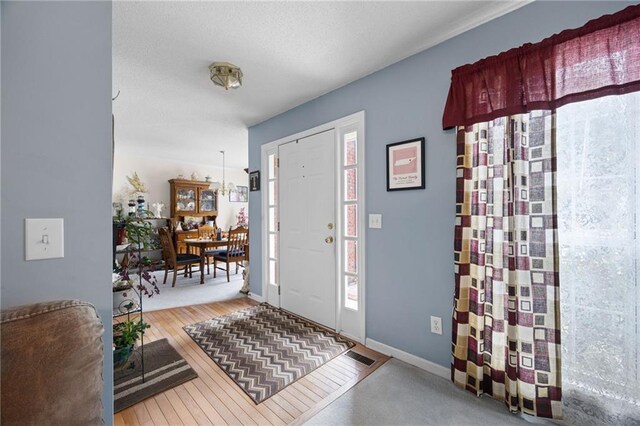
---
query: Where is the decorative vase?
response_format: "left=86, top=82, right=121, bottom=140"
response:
left=136, top=195, right=145, bottom=216
left=117, top=227, right=127, bottom=245
left=113, top=288, right=135, bottom=311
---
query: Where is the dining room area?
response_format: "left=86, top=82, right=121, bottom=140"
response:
left=112, top=170, right=251, bottom=313
left=144, top=222, right=249, bottom=312
left=167, top=178, right=248, bottom=278
left=119, top=223, right=250, bottom=314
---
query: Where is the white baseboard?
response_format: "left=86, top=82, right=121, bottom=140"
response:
left=365, top=338, right=450, bottom=380
left=248, top=293, right=265, bottom=303
left=340, top=331, right=364, bottom=345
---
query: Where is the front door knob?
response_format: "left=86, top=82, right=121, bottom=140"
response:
left=325, top=236, right=334, bottom=244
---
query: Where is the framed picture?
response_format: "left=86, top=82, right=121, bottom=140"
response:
left=229, top=186, right=248, bottom=202
left=249, top=170, right=260, bottom=191
left=386, top=137, right=425, bottom=191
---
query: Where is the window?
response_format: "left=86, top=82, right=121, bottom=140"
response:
left=341, top=130, right=359, bottom=310
left=557, top=92, right=640, bottom=420
left=266, top=153, right=278, bottom=290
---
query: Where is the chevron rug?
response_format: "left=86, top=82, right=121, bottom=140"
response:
left=183, top=304, right=354, bottom=403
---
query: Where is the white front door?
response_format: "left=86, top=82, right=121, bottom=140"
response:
left=279, top=130, right=336, bottom=328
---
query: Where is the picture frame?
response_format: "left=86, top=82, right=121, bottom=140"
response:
left=229, top=186, right=249, bottom=203
left=386, top=137, right=425, bottom=191
left=249, top=170, right=260, bottom=191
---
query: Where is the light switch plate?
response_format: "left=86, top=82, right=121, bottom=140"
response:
left=25, top=218, right=64, bottom=260
left=369, top=214, right=382, bottom=229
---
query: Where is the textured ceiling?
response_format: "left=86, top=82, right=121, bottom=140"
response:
left=113, top=1, right=528, bottom=169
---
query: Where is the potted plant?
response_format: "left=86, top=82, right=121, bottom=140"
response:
left=114, top=212, right=160, bottom=299
left=112, top=211, right=160, bottom=368
left=113, top=318, right=150, bottom=368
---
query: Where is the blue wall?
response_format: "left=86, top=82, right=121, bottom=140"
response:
left=1, top=1, right=113, bottom=420
left=248, top=1, right=630, bottom=368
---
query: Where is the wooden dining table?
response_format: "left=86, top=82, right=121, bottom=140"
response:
left=184, top=238, right=228, bottom=284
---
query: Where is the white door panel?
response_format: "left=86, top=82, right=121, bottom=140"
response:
left=279, top=130, right=336, bottom=329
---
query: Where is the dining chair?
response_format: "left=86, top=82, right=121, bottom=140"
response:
left=158, top=227, right=201, bottom=287
left=197, top=224, right=215, bottom=239
left=197, top=224, right=222, bottom=275
left=213, top=225, right=248, bottom=282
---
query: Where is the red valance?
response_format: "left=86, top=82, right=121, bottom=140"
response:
left=442, top=4, right=640, bottom=130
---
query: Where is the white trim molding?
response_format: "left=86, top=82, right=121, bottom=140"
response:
left=247, top=293, right=265, bottom=304
left=261, top=143, right=280, bottom=307
left=365, top=338, right=450, bottom=380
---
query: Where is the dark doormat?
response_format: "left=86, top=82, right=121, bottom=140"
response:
left=114, top=338, right=197, bottom=413
left=183, top=304, right=354, bottom=404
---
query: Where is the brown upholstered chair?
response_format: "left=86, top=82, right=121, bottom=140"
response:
left=1, top=300, right=104, bottom=425
left=158, top=227, right=201, bottom=287
left=213, top=226, right=248, bottom=282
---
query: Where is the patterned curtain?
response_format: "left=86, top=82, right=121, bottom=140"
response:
left=452, top=111, right=562, bottom=419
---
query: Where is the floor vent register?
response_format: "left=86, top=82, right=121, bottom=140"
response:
left=344, top=350, right=376, bottom=367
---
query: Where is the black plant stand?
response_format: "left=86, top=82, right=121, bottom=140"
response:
left=113, top=217, right=166, bottom=384
left=113, top=258, right=146, bottom=383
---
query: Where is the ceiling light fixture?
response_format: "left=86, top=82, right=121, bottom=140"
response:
left=209, top=62, right=243, bottom=90
left=211, top=150, right=236, bottom=196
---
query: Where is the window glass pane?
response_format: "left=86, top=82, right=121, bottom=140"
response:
left=344, top=169, right=357, bottom=201
left=268, top=154, right=276, bottom=179
left=344, top=240, right=357, bottom=274
left=344, top=131, right=357, bottom=166
left=556, top=92, right=640, bottom=416
left=269, top=233, right=277, bottom=257
left=269, top=181, right=276, bottom=206
left=269, top=207, right=277, bottom=232
left=269, top=260, right=277, bottom=285
left=344, top=204, right=357, bottom=237
left=345, top=275, right=358, bottom=310
left=199, top=189, right=216, bottom=212
left=176, top=189, right=196, bottom=212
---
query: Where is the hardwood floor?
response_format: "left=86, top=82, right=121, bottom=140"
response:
left=114, top=298, right=389, bottom=425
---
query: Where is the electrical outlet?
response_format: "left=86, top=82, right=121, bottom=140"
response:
left=430, top=316, right=442, bottom=335
left=368, top=214, right=382, bottom=229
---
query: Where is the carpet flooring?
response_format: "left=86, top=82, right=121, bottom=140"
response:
left=143, top=269, right=244, bottom=312
left=114, top=338, right=198, bottom=413
left=183, top=304, right=354, bottom=404
left=306, top=358, right=527, bottom=425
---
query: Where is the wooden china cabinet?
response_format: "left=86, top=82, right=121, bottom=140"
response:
left=168, top=179, right=218, bottom=253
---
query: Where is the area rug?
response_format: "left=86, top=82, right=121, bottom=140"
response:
left=183, top=304, right=354, bottom=403
left=144, top=270, right=244, bottom=312
left=114, top=338, right=198, bottom=412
